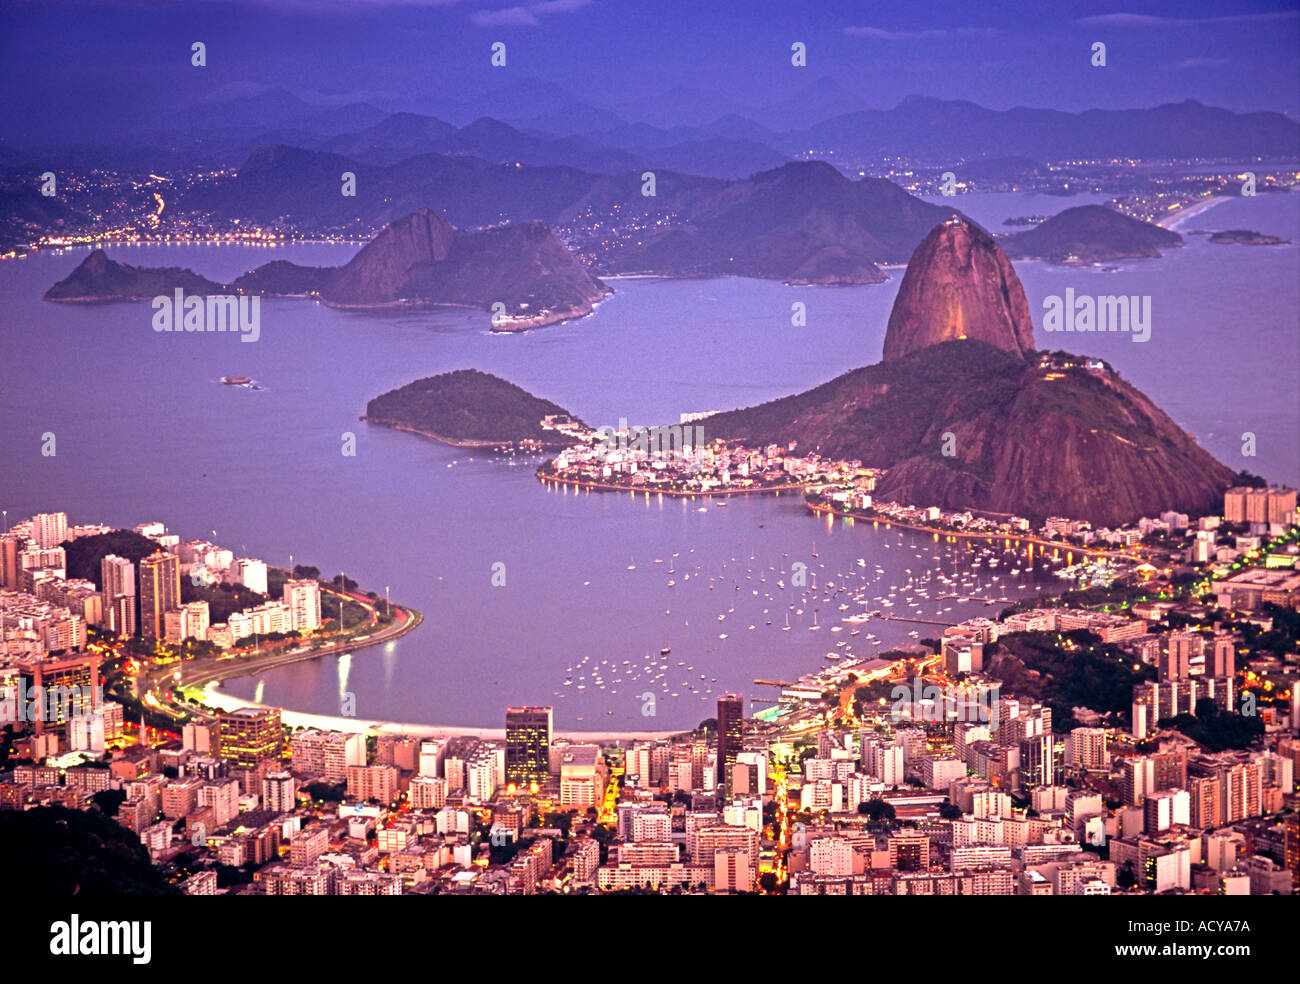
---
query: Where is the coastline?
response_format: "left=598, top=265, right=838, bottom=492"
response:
left=1157, top=194, right=1229, bottom=230
left=179, top=598, right=684, bottom=741
left=196, top=683, right=685, bottom=742
left=362, top=417, right=567, bottom=450
left=806, top=501, right=1135, bottom=560
left=536, top=471, right=809, bottom=498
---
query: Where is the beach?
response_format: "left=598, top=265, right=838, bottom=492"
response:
left=1157, top=195, right=1230, bottom=230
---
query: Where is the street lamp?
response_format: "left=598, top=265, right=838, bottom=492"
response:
left=385, top=585, right=390, bottom=617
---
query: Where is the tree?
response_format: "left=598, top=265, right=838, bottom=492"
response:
left=938, top=801, right=962, bottom=820
left=92, top=789, right=127, bottom=815
left=858, top=799, right=896, bottom=823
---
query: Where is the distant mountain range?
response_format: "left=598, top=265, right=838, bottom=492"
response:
left=6, top=83, right=1296, bottom=176
left=176, top=155, right=962, bottom=284
left=706, top=217, right=1234, bottom=525
left=44, top=209, right=608, bottom=329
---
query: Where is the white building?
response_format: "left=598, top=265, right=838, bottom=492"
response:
left=233, top=558, right=268, bottom=595
left=282, top=578, right=322, bottom=633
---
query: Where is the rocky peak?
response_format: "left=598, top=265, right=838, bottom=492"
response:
left=881, top=218, right=1036, bottom=362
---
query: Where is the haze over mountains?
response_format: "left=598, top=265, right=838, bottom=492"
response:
left=176, top=154, right=965, bottom=284
left=6, top=77, right=1297, bottom=174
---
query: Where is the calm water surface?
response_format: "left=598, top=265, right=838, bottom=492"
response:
left=1, top=191, right=1295, bottom=729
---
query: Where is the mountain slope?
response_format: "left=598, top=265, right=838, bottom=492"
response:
left=705, top=217, right=1233, bottom=525
left=44, top=249, right=222, bottom=301
left=47, top=209, right=608, bottom=329
left=364, top=369, right=580, bottom=447
left=604, top=161, right=961, bottom=283
left=999, top=204, right=1182, bottom=263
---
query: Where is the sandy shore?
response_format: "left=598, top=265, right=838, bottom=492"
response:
left=199, top=682, right=683, bottom=741
left=1157, top=195, right=1230, bottom=230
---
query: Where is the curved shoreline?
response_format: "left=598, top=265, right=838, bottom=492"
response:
left=363, top=417, right=567, bottom=450
left=536, top=471, right=809, bottom=498
left=806, top=501, right=1136, bottom=560
left=182, top=601, right=686, bottom=741
left=1158, top=195, right=1229, bottom=230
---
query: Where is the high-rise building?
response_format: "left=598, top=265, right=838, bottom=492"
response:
left=1068, top=728, right=1110, bottom=771
left=101, top=554, right=135, bottom=602
left=1160, top=633, right=1197, bottom=681
left=0, top=533, right=23, bottom=590
left=505, top=705, right=552, bottom=789
left=31, top=512, right=68, bottom=550
left=290, top=729, right=365, bottom=782
left=716, top=693, right=743, bottom=796
left=233, top=558, right=268, bottom=595
left=1020, top=733, right=1063, bottom=789
left=1188, top=774, right=1221, bottom=829
left=262, top=771, right=296, bottom=813
left=559, top=745, right=606, bottom=808
left=282, top=578, right=321, bottom=633
left=216, top=707, right=283, bottom=769
left=138, top=551, right=180, bottom=641
left=106, top=592, right=137, bottom=638
left=1210, top=636, right=1235, bottom=679
left=1223, top=486, right=1297, bottom=527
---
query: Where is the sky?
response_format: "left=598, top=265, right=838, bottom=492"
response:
left=1, top=0, right=1298, bottom=144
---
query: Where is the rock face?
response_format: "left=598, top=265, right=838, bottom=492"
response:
left=320, top=208, right=455, bottom=305
left=318, top=210, right=608, bottom=325
left=999, top=204, right=1182, bottom=263
left=881, top=219, right=1036, bottom=362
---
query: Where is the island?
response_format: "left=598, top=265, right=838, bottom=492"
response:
left=999, top=204, right=1182, bottom=264
left=362, top=369, right=586, bottom=450
left=1208, top=229, right=1291, bottom=246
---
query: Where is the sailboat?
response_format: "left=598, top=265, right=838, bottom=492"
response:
left=627, top=557, right=636, bottom=571
left=782, top=613, right=791, bottom=632
left=809, top=610, right=820, bottom=631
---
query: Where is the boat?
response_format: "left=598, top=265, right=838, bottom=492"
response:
left=660, top=647, right=671, bottom=655
left=219, top=375, right=251, bottom=385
